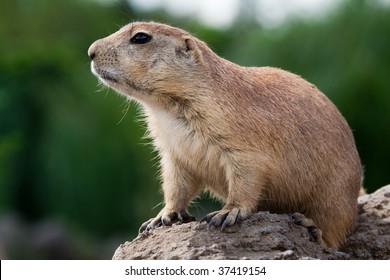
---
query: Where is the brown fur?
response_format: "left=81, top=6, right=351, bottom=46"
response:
left=88, top=22, right=362, bottom=249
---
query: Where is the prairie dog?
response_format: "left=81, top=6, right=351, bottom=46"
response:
left=88, top=22, right=362, bottom=249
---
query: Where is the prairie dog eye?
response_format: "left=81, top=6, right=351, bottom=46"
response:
left=130, top=32, right=152, bottom=44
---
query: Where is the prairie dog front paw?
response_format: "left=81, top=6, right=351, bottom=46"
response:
left=139, top=208, right=195, bottom=233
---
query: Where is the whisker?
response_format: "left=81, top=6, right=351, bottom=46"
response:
left=116, top=100, right=131, bottom=125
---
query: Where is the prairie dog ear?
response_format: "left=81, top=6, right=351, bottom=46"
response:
left=182, top=36, right=202, bottom=62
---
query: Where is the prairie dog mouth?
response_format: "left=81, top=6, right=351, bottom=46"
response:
left=90, top=61, right=154, bottom=96
left=99, top=71, right=118, bottom=83
left=91, top=62, right=118, bottom=84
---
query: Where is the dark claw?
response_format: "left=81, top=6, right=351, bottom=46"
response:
left=139, top=218, right=154, bottom=233
left=291, top=212, right=324, bottom=245
left=199, top=215, right=209, bottom=223
left=139, top=224, right=147, bottom=233
left=179, top=211, right=196, bottom=223
left=291, top=212, right=305, bottom=224
left=162, top=212, right=177, bottom=226
left=208, top=212, right=229, bottom=228
left=221, top=209, right=241, bottom=230
left=200, top=216, right=209, bottom=224
left=200, top=210, right=219, bottom=224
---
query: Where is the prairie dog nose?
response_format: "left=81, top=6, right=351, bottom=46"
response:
left=88, top=40, right=101, bottom=60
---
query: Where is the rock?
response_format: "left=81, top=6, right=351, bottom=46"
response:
left=113, top=185, right=390, bottom=260
left=341, top=185, right=390, bottom=259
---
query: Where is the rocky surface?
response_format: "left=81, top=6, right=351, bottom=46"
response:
left=113, top=185, right=390, bottom=260
left=342, top=185, right=390, bottom=259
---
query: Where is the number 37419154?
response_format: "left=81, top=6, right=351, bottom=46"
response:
left=218, top=266, right=266, bottom=276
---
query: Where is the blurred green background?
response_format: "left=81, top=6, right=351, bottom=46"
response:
left=0, top=0, right=389, bottom=259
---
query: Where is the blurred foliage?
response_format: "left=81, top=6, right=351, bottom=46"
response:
left=0, top=0, right=389, bottom=259
left=0, top=0, right=162, bottom=252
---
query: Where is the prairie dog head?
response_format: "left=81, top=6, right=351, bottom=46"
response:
left=88, top=22, right=206, bottom=102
